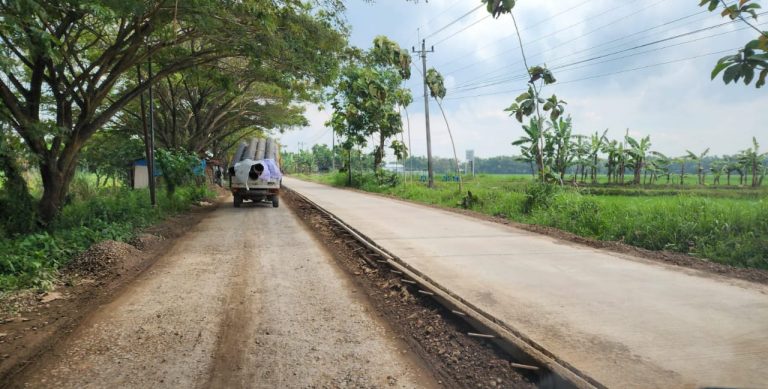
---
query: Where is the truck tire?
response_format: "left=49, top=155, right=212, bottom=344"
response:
left=271, top=195, right=279, bottom=208
left=234, top=194, right=243, bottom=208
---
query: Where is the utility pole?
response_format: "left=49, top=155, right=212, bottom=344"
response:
left=147, top=56, right=157, bottom=207
left=137, top=62, right=156, bottom=207
left=413, top=40, right=435, bottom=188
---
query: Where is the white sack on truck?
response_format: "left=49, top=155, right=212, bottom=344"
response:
left=233, top=159, right=282, bottom=190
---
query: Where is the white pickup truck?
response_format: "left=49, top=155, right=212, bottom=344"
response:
left=228, top=138, right=282, bottom=208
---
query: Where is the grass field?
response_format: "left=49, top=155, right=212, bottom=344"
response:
left=297, top=172, right=768, bottom=269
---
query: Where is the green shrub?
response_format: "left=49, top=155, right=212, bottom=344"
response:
left=1, top=185, right=215, bottom=291
left=522, top=182, right=561, bottom=214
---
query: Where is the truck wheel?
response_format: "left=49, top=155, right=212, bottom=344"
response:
left=272, top=195, right=279, bottom=208
left=234, top=194, right=242, bottom=208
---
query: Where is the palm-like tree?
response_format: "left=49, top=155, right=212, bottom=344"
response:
left=589, top=129, right=608, bottom=183
left=512, top=118, right=544, bottom=178
left=677, top=154, right=690, bottom=185
left=571, top=134, right=590, bottom=183
left=548, top=116, right=574, bottom=183
left=686, top=148, right=710, bottom=185
left=710, top=160, right=727, bottom=186
left=626, top=134, right=651, bottom=185
left=649, top=151, right=672, bottom=184
left=741, top=137, right=768, bottom=187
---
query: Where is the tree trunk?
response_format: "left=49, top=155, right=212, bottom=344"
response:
left=347, top=150, right=352, bottom=186
left=752, top=160, right=758, bottom=187
left=680, top=163, right=685, bottom=185
left=374, top=132, right=385, bottom=171
left=38, top=157, right=78, bottom=225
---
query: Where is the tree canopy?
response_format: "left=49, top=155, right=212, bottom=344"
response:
left=0, top=0, right=346, bottom=223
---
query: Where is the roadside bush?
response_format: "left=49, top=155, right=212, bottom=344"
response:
left=155, top=148, right=200, bottom=196
left=0, top=185, right=215, bottom=291
left=522, top=182, right=560, bottom=214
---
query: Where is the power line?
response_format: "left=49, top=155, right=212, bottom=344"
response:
left=434, top=0, right=594, bottom=69
left=451, top=12, right=761, bottom=93
left=550, top=24, right=758, bottom=73
left=547, top=10, right=709, bottom=68
left=449, top=27, right=736, bottom=95
left=549, top=16, right=761, bottom=71
left=433, top=14, right=491, bottom=47
left=443, top=0, right=640, bottom=75
left=555, top=47, right=738, bottom=86
left=423, top=3, right=484, bottom=40
left=446, top=47, right=737, bottom=100
left=417, top=0, right=465, bottom=33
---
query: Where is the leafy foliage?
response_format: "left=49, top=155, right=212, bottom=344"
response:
left=0, top=184, right=213, bottom=291
left=702, top=0, right=768, bottom=87
left=0, top=0, right=346, bottom=223
left=155, top=149, right=201, bottom=196
left=483, top=0, right=517, bottom=18
left=426, top=68, right=447, bottom=99
left=327, top=37, right=412, bottom=180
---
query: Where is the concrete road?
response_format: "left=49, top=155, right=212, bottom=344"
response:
left=11, top=199, right=435, bottom=388
left=285, top=177, right=768, bottom=389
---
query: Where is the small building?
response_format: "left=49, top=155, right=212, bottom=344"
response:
left=130, top=159, right=158, bottom=189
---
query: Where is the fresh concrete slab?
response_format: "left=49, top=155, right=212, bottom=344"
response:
left=285, top=177, right=768, bottom=389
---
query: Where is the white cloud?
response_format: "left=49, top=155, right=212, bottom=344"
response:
left=280, top=0, right=767, bottom=159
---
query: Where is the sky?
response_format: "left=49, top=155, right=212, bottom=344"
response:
left=278, top=0, right=767, bottom=160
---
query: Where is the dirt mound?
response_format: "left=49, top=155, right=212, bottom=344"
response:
left=128, top=233, right=163, bottom=250
left=67, top=241, right=140, bottom=277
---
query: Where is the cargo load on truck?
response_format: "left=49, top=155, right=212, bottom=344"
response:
left=228, top=137, right=282, bottom=208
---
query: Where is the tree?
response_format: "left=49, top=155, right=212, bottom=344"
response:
left=0, top=130, right=37, bottom=235
left=512, top=119, right=544, bottom=178
left=686, top=148, right=711, bottom=185
left=311, top=144, right=334, bottom=172
left=588, top=130, right=608, bottom=183
left=155, top=148, right=199, bottom=196
left=0, top=0, right=344, bottom=224
left=740, top=137, right=768, bottom=187
left=80, top=130, right=144, bottom=187
left=426, top=67, right=462, bottom=191
left=649, top=151, right=673, bottom=184
left=626, top=134, right=652, bottom=185
left=327, top=37, right=412, bottom=185
left=548, top=116, right=575, bottom=183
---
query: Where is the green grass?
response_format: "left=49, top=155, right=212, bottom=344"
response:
left=297, top=172, right=768, bottom=269
left=0, top=182, right=214, bottom=291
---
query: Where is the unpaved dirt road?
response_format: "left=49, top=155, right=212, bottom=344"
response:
left=10, top=199, right=436, bottom=388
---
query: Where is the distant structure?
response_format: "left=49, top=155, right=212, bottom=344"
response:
left=465, top=149, right=475, bottom=177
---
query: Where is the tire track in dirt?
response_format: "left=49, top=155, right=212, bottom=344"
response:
left=205, top=201, right=437, bottom=388
left=9, top=199, right=436, bottom=388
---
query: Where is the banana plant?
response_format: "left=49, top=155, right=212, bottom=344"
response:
left=686, top=147, right=710, bottom=185
left=626, top=134, right=651, bottom=185
left=649, top=151, right=672, bottom=184
left=548, top=116, right=575, bottom=183
left=589, top=129, right=608, bottom=183
left=740, top=137, right=768, bottom=187
left=512, top=118, right=544, bottom=175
